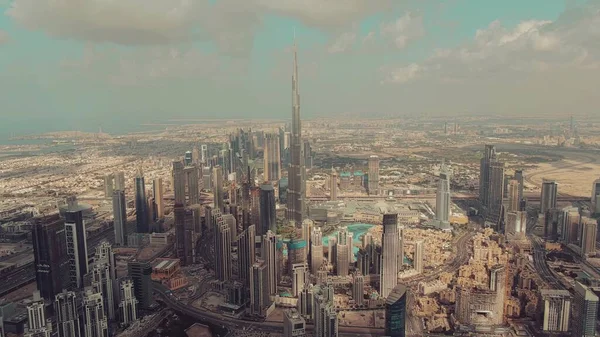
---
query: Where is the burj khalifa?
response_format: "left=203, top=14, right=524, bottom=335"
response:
left=286, top=39, right=306, bottom=225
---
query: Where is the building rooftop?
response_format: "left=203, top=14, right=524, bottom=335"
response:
left=386, top=284, right=407, bottom=305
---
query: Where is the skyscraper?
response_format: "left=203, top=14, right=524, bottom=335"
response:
left=54, top=290, right=81, bottom=337
left=310, top=227, right=324, bottom=274
left=25, top=291, right=52, bottom=337
left=286, top=38, right=306, bottom=225
left=507, top=179, right=520, bottom=212
left=283, top=309, right=306, bottom=337
left=201, top=145, right=208, bottom=164
left=385, top=284, right=407, bottom=337
left=214, top=210, right=232, bottom=282
left=336, top=227, right=349, bottom=276
left=118, top=279, right=138, bottom=325
left=572, top=281, right=598, bottom=337
left=580, top=217, right=598, bottom=257
left=539, top=289, right=571, bottom=333
left=292, top=263, right=308, bottom=297
left=541, top=179, right=558, bottom=214
left=250, top=260, right=270, bottom=316
left=134, top=171, right=149, bottom=233
left=264, top=133, right=281, bottom=182
left=435, top=160, right=451, bottom=226
left=237, top=225, right=256, bottom=286
left=91, top=262, right=115, bottom=321
left=82, top=289, right=108, bottom=337
left=303, top=140, right=313, bottom=170
left=32, top=216, right=69, bottom=302
left=65, top=210, right=89, bottom=289
left=103, top=174, right=114, bottom=199
left=330, top=168, right=338, bottom=201
left=127, top=261, right=153, bottom=310
left=353, top=272, right=365, bottom=306
left=172, top=161, right=186, bottom=205
left=263, top=230, right=279, bottom=296
left=381, top=213, right=399, bottom=298
left=479, top=145, right=496, bottom=206
left=368, top=155, right=380, bottom=195
left=112, top=190, right=127, bottom=246
left=488, top=161, right=505, bottom=225
left=152, top=178, right=164, bottom=220
left=313, top=284, right=338, bottom=337
left=259, top=184, right=276, bottom=236
left=514, top=169, right=525, bottom=209
left=213, top=165, right=224, bottom=211
left=114, top=172, right=125, bottom=191
left=414, top=241, right=424, bottom=274
left=184, top=165, right=199, bottom=205
left=592, top=178, right=600, bottom=214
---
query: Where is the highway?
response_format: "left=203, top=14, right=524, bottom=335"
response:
left=525, top=208, right=565, bottom=289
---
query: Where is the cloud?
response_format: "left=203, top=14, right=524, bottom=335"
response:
left=0, top=30, right=8, bottom=44
left=382, top=3, right=600, bottom=84
left=7, top=0, right=394, bottom=56
left=327, top=32, right=357, bottom=54
left=380, top=12, right=424, bottom=49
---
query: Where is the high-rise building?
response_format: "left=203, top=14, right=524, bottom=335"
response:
left=592, top=178, right=600, bottom=214
left=82, top=289, right=108, bottom=337
left=506, top=211, right=526, bottom=238
left=336, top=227, right=349, bottom=276
left=114, top=172, right=125, bottom=191
left=292, top=263, right=308, bottom=297
left=353, top=272, right=364, bottom=306
left=259, top=184, right=276, bottom=236
left=489, top=264, right=506, bottom=323
left=213, top=165, right=224, bottom=211
left=174, top=204, right=196, bottom=266
left=414, top=241, right=424, bottom=274
left=380, top=213, right=399, bottom=298
left=25, top=291, right=52, bottom=337
left=514, top=169, right=525, bottom=209
left=192, top=146, right=200, bottom=165
left=303, top=140, right=312, bottom=170
left=214, top=210, right=232, bottom=282
left=237, top=225, right=256, bottom=286
left=539, top=289, right=571, bottom=333
left=201, top=145, right=208, bottom=164
left=54, top=290, right=81, bottom=337
left=368, top=155, right=380, bottom=195
left=330, top=168, right=338, bottom=201
left=65, top=210, right=89, bottom=289
left=118, top=279, right=138, bottom=325
left=488, top=161, right=505, bottom=225
left=580, top=217, right=598, bottom=257
left=435, top=160, right=451, bottom=225
left=572, top=281, right=598, bottom=337
left=152, top=178, right=164, bottom=220
left=127, top=261, right=153, bottom=310
left=103, top=174, right=114, bottom=199
left=385, top=284, right=407, bottom=337
left=479, top=144, right=496, bottom=206
left=112, top=190, right=127, bottom=246
left=172, top=161, right=186, bottom=205
left=562, top=206, right=581, bottom=245
left=90, top=262, right=115, bottom=320
left=313, top=284, right=337, bottom=337
left=32, top=216, right=69, bottom=302
left=283, top=308, right=306, bottom=337
left=263, top=230, right=279, bottom=296
left=310, top=227, right=324, bottom=274
left=286, top=38, right=306, bottom=225
left=134, top=172, right=149, bottom=233
left=264, top=133, right=281, bottom=182
left=328, top=236, right=337, bottom=266
left=250, top=260, right=270, bottom=316
left=507, top=179, right=520, bottom=212
left=184, top=165, right=199, bottom=205
left=541, top=179, right=558, bottom=214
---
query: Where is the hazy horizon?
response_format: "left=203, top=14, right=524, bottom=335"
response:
left=1, top=0, right=600, bottom=132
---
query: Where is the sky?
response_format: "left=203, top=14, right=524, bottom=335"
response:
left=0, top=0, right=599, bottom=135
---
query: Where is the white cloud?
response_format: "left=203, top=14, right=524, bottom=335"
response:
left=327, top=32, right=357, bottom=54
left=381, top=63, right=423, bottom=83
left=380, top=12, right=424, bottom=49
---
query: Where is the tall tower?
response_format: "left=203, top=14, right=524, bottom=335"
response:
left=25, top=291, right=52, bottom=337
left=489, top=160, right=505, bottom=226
left=118, top=279, right=138, bottom=325
left=82, top=289, right=108, bottom=337
left=91, top=262, right=115, bottom=321
left=262, top=230, right=279, bottom=296
left=435, top=160, right=451, bottom=225
left=286, top=37, right=306, bottom=224
left=259, top=184, right=277, bottom=236
left=385, top=284, right=407, bottom=337
left=572, top=281, right=598, bottom=337
left=112, top=190, right=127, bottom=246
left=330, top=168, right=338, bottom=201
left=104, top=174, right=114, bottom=199
left=213, top=165, right=224, bottom=211
left=152, top=178, right=164, bottom=220
left=310, top=227, right=324, bottom=274
left=214, top=210, right=232, bottom=282
left=134, top=170, right=149, bottom=233
left=32, top=217, right=69, bottom=302
left=507, top=179, right=520, bottom=212
left=264, top=133, right=281, bottom=182
left=237, top=225, right=256, bottom=286
left=368, top=155, right=380, bottom=195
left=65, top=210, right=89, bottom=289
left=184, top=165, right=199, bottom=205
left=54, top=290, right=81, bottom=337
left=592, top=178, right=600, bottom=214
left=127, top=261, right=153, bottom=310
left=514, top=169, right=525, bottom=209
left=541, top=179, right=558, bottom=214
left=336, top=227, right=350, bottom=276
left=414, top=241, right=424, bottom=274
left=114, top=172, right=125, bottom=191
left=580, top=217, right=598, bottom=257
left=479, top=144, right=496, bottom=206
left=540, top=289, right=571, bottom=333
left=172, top=161, right=186, bottom=205
left=380, top=213, right=399, bottom=298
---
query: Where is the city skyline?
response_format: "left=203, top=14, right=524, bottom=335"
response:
left=1, top=1, right=600, bottom=140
